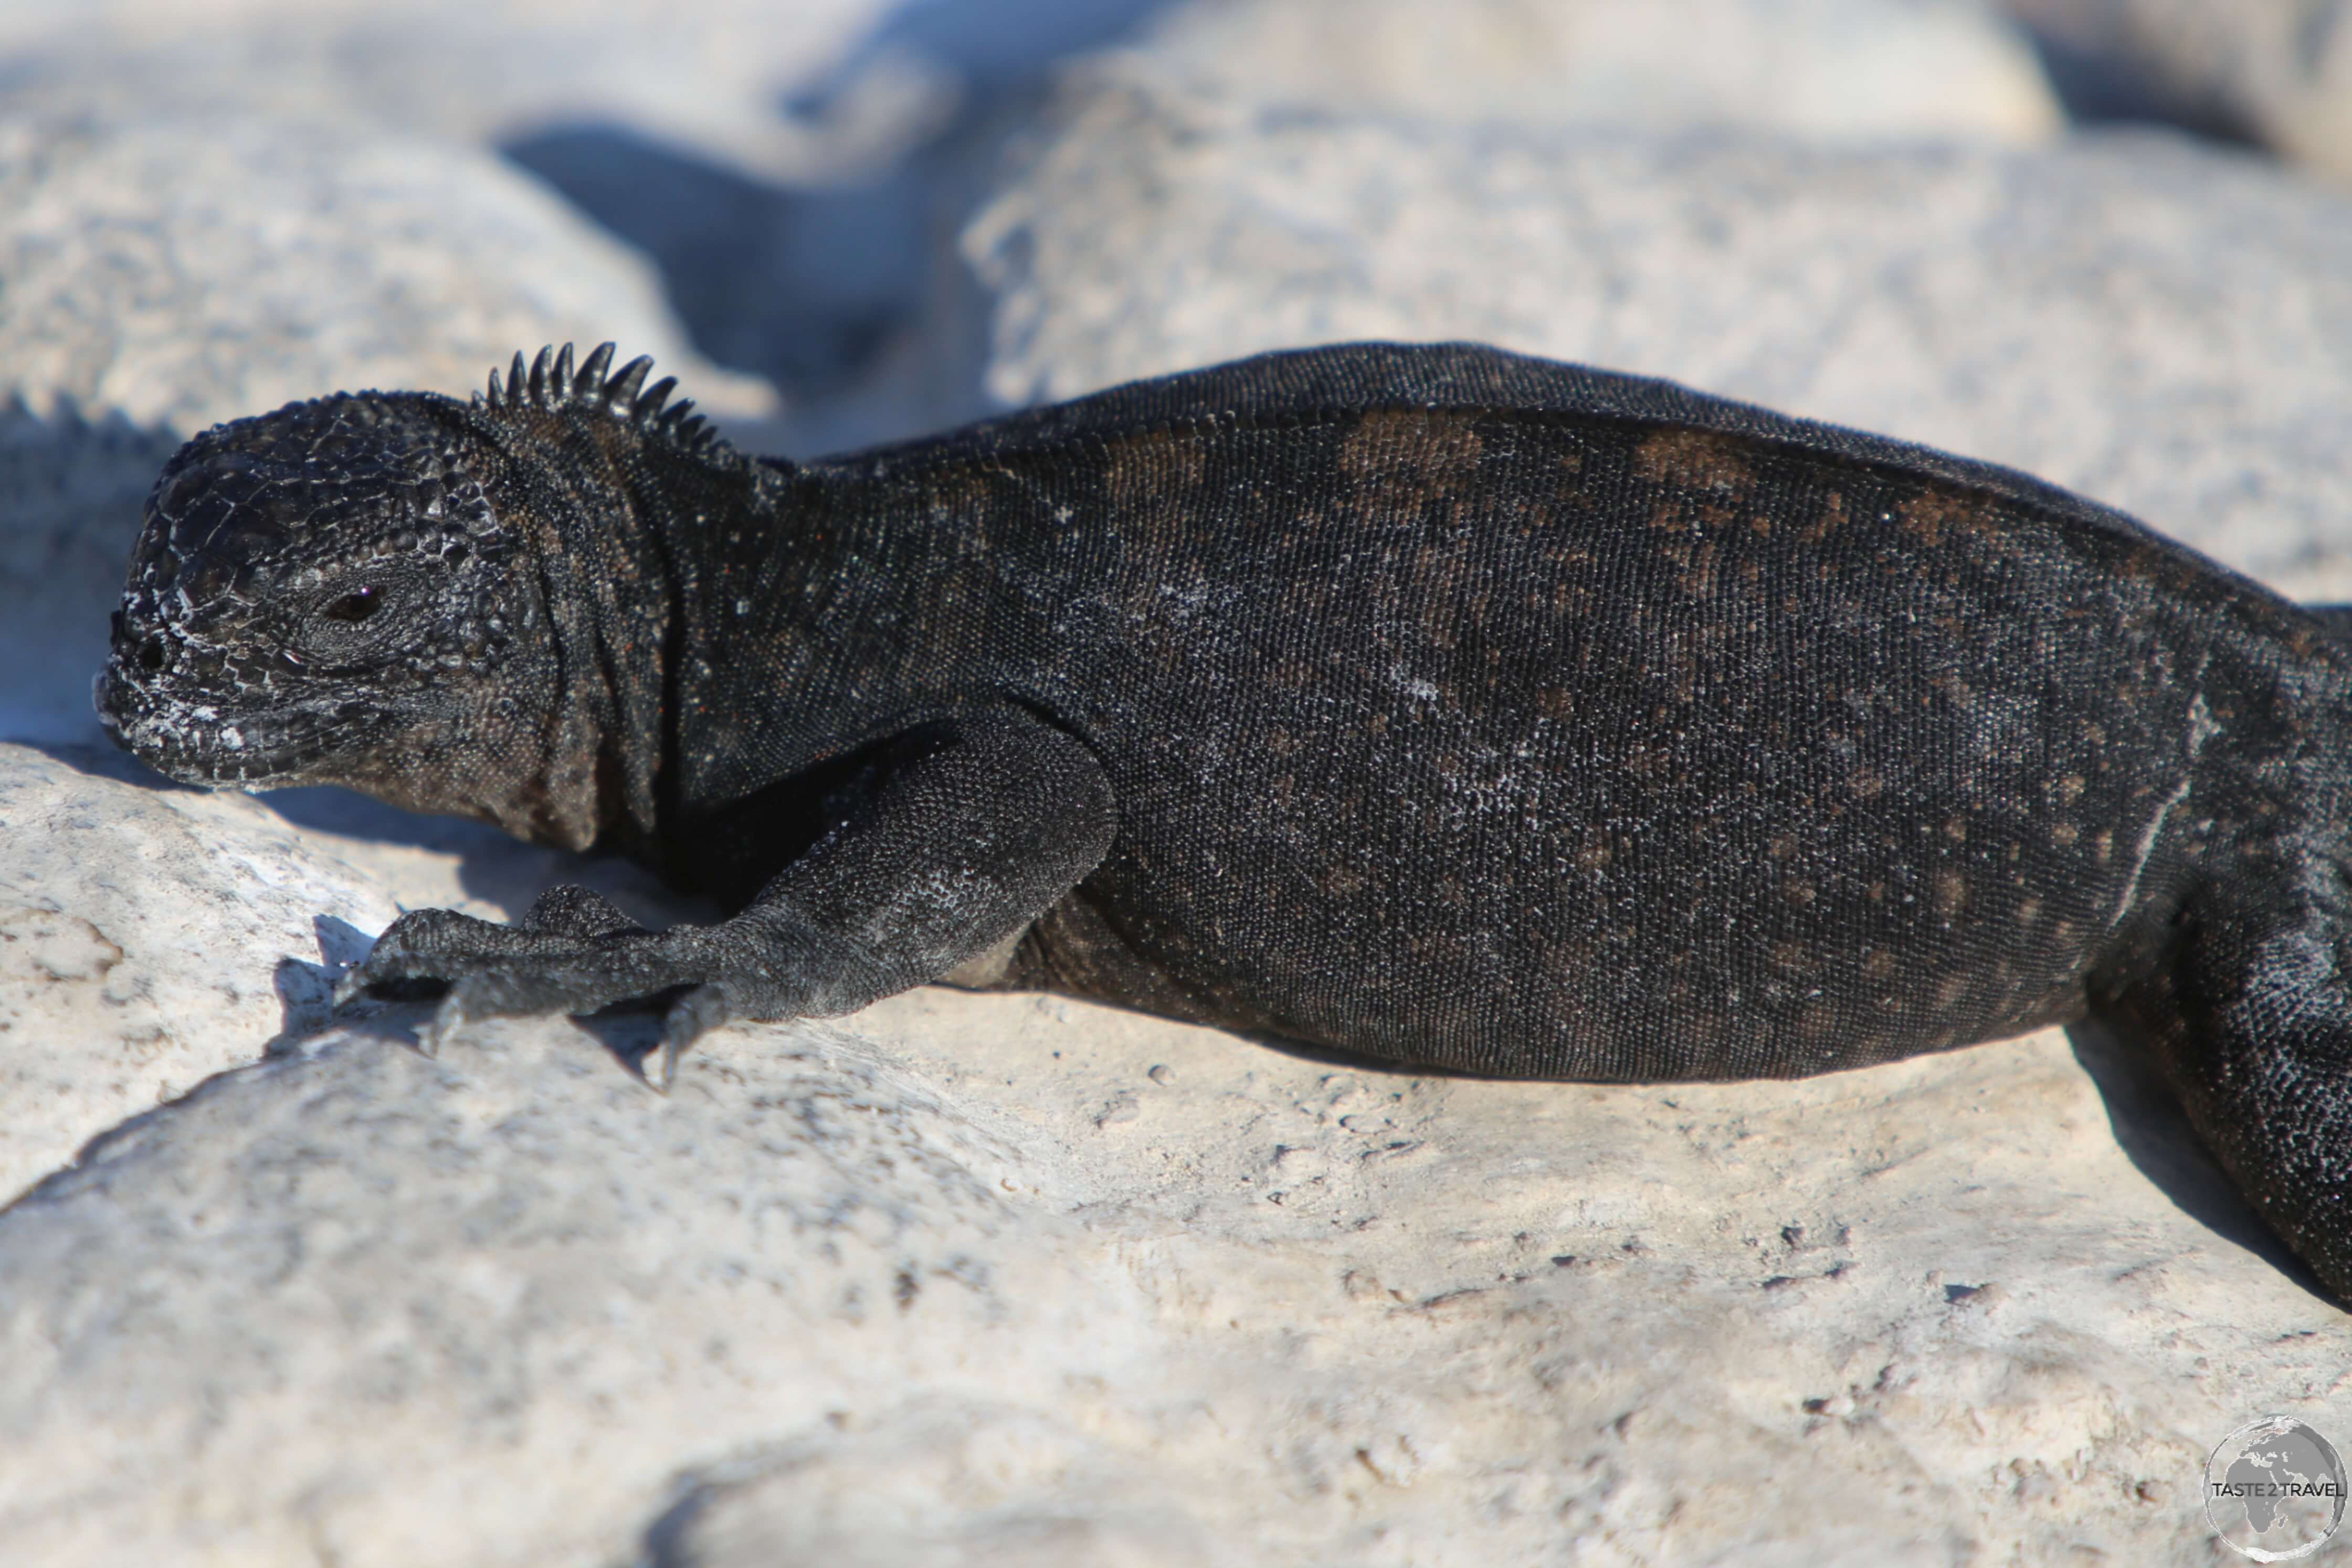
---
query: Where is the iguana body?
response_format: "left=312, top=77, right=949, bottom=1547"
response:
left=98, top=341, right=2352, bottom=1299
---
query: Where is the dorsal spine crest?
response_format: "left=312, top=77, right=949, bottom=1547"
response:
left=474, top=340, right=726, bottom=460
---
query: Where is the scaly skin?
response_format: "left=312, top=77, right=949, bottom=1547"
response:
left=98, top=341, right=2352, bottom=1301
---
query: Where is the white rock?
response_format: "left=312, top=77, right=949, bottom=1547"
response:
left=0, top=739, right=720, bottom=1196
left=967, top=82, right=2352, bottom=597
left=0, top=984, right=2340, bottom=1564
left=1123, top=0, right=2065, bottom=144
left=0, top=0, right=899, bottom=185
left=2005, top=0, right=2352, bottom=179
left=0, top=109, right=768, bottom=439
left=0, top=744, right=393, bottom=1200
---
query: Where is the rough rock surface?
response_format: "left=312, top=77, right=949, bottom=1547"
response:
left=0, top=746, right=390, bottom=1199
left=4, top=985, right=2346, bottom=1565
left=4, top=2, right=2352, bottom=1565
left=2005, top=0, right=2352, bottom=178
left=968, top=82, right=2352, bottom=596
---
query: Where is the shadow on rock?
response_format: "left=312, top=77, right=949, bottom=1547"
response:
left=0, top=398, right=185, bottom=749
left=261, top=914, right=380, bottom=1057
left=18, top=739, right=703, bottom=941
left=503, top=124, right=924, bottom=394
left=499, top=0, right=1183, bottom=439
left=15, top=738, right=204, bottom=793
left=259, top=780, right=552, bottom=858
left=2066, top=1016, right=2329, bottom=1301
left=297, top=986, right=671, bottom=1087
left=264, top=781, right=709, bottom=937
left=2012, top=23, right=2262, bottom=145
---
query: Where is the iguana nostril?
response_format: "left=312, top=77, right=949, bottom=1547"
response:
left=136, top=636, right=168, bottom=672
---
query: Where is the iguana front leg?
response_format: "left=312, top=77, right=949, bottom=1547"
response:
left=335, top=707, right=1117, bottom=1089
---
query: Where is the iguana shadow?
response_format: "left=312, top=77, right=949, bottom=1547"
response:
left=2064, top=1016, right=2329, bottom=1301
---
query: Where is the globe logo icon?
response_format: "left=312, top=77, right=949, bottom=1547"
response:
left=2206, top=1416, right=2347, bottom=1561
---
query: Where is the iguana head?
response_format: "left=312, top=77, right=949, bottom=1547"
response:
left=96, top=343, right=725, bottom=846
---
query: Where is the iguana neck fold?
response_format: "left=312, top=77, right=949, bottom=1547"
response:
left=463, top=398, right=779, bottom=853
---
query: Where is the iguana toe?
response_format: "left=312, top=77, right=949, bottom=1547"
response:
left=656, top=983, right=737, bottom=1094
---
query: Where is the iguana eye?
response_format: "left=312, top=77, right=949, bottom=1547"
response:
left=321, top=587, right=383, bottom=623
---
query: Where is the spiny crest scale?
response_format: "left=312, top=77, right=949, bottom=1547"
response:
left=472, top=340, right=725, bottom=458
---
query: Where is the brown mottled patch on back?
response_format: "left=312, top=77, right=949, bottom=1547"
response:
left=1632, top=427, right=1756, bottom=495
left=1933, top=871, right=1969, bottom=919
left=1797, top=489, right=1847, bottom=545
left=1105, top=426, right=1208, bottom=512
left=1337, top=409, right=1486, bottom=498
left=1320, top=865, right=1367, bottom=898
left=1895, top=487, right=2001, bottom=549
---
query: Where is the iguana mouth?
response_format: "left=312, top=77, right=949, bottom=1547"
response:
left=93, top=650, right=382, bottom=790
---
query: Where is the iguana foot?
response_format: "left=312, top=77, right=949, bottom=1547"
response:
left=339, top=886, right=710, bottom=1070
left=336, top=887, right=832, bottom=1088
left=334, top=887, right=651, bottom=999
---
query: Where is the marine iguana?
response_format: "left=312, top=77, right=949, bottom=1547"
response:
left=96, top=340, right=2352, bottom=1299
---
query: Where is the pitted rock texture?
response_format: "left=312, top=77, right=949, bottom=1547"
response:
left=1, top=992, right=2346, bottom=1567
left=0, top=746, right=394, bottom=1199
left=0, top=744, right=698, bottom=1209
